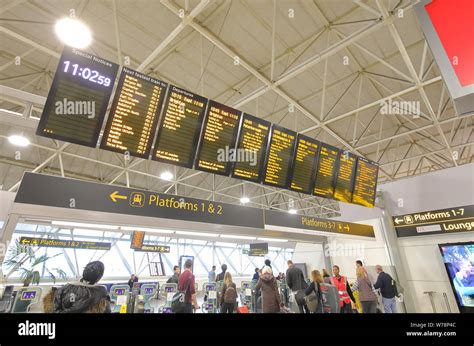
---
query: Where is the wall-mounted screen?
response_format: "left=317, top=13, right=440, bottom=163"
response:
left=37, top=47, right=119, bottom=147
left=439, top=242, right=474, bottom=313
left=289, top=135, right=320, bottom=194
left=313, top=143, right=340, bottom=198
left=333, top=151, right=357, bottom=203
left=352, top=157, right=379, bottom=208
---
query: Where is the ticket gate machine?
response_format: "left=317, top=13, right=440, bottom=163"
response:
left=240, top=281, right=253, bottom=312
left=11, top=287, right=42, bottom=313
left=202, top=282, right=217, bottom=313
left=140, top=283, right=157, bottom=313
left=109, top=285, right=130, bottom=313
left=160, top=283, right=177, bottom=310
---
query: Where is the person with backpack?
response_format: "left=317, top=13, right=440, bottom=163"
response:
left=351, top=267, right=378, bottom=313
left=305, top=270, right=324, bottom=313
left=220, top=272, right=237, bottom=313
left=174, top=259, right=199, bottom=313
left=373, top=265, right=398, bottom=313
left=255, top=266, right=280, bottom=313
left=43, top=261, right=111, bottom=313
left=286, top=260, right=309, bottom=313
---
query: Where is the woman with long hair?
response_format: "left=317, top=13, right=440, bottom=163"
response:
left=305, top=270, right=324, bottom=313
left=220, top=272, right=237, bottom=313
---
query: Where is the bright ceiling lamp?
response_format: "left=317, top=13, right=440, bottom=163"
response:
left=221, top=234, right=256, bottom=240
left=8, top=135, right=30, bottom=147
left=55, top=17, right=92, bottom=48
left=120, top=226, right=174, bottom=234
left=52, top=221, right=119, bottom=229
left=257, top=237, right=288, bottom=243
left=160, top=171, right=173, bottom=181
left=240, top=197, right=250, bottom=204
left=176, top=231, right=218, bottom=237
left=288, top=209, right=297, bottom=214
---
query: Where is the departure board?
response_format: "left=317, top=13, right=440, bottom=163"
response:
left=195, top=100, right=242, bottom=176
left=152, top=86, right=208, bottom=168
left=100, top=67, right=167, bottom=158
left=231, top=113, right=271, bottom=182
left=289, top=135, right=320, bottom=194
left=37, top=47, right=119, bottom=147
left=313, top=144, right=340, bottom=198
left=333, top=151, right=357, bottom=203
left=352, top=157, right=379, bottom=208
left=262, top=125, right=297, bottom=189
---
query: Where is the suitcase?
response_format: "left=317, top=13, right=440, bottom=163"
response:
left=237, top=305, right=249, bottom=314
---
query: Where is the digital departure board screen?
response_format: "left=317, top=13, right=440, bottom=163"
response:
left=313, top=143, right=340, bottom=198
left=231, top=113, right=271, bottom=182
left=249, top=243, right=268, bottom=257
left=195, top=100, right=242, bottom=175
left=37, top=47, right=119, bottom=147
left=333, top=151, right=357, bottom=203
left=100, top=67, right=167, bottom=158
left=153, top=86, right=208, bottom=168
left=289, top=135, right=320, bottom=194
left=352, top=157, right=379, bottom=208
left=263, top=125, right=297, bottom=189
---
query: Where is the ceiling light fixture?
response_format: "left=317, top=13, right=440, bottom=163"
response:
left=257, top=237, right=288, bottom=243
left=220, top=234, right=256, bottom=240
left=120, top=226, right=174, bottom=234
left=52, top=221, right=119, bottom=229
left=55, top=18, right=92, bottom=48
left=8, top=135, right=30, bottom=147
left=240, top=197, right=250, bottom=204
left=288, top=209, right=297, bottom=214
left=176, top=231, right=218, bottom=237
left=160, top=171, right=174, bottom=181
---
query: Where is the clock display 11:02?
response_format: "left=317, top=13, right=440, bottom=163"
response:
left=63, top=60, right=112, bottom=87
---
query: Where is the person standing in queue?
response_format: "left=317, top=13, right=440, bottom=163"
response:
left=177, top=259, right=199, bottom=313
left=351, top=267, right=378, bottom=313
left=127, top=274, right=138, bottom=290
left=220, top=272, right=238, bottom=313
left=305, top=270, right=324, bottom=313
left=255, top=266, right=280, bottom=313
left=331, top=265, right=356, bottom=313
left=208, top=265, right=216, bottom=282
left=286, top=260, right=309, bottom=313
left=252, top=268, right=260, bottom=281
left=43, top=261, right=111, bottom=313
left=216, top=264, right=227, bottom=282
left=373, top=265, right=397, bottom=313
left=356, top=260, right=368, bottom=276
left=167, top=265, right=180, bottom=284
left=322, top=269, right=331, bottom=284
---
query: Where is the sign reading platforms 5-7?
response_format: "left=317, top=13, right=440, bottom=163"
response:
left=15, top=173, right=264, bottom=229
left=393, top=205, right=474, bottom=237
left=19, top=237, right=111, bottom=250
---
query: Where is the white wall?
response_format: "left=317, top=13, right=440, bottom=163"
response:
left=292, top=243, right=325, bottom=276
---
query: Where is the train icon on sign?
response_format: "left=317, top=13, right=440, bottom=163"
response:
left=404, top=215, right=414, bottom=224
left=129, top=192, right=145, bottom=207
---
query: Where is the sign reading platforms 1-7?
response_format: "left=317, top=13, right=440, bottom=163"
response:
left=19, top=237, right=111, bottom=250
left=393, top=205, right=474, bottom=237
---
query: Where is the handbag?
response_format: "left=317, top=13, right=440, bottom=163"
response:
left=171, top=275, right=192, bottom=313
left=305, top=283, right=323, bottom=313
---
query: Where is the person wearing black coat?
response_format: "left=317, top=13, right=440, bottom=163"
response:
left=285, top=260, right=309, bottom=313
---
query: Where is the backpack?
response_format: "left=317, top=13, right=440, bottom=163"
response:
left=171, top=275, right=192, bottom=313
left=223, top=283, right=237, bottom=303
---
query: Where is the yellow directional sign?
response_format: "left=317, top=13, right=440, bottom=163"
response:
left=110, top=191, right=127, bottom=202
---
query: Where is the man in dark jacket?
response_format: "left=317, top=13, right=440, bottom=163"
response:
left=373, top=265, right=397, bottom=313
left=216, top=264, right=227, bottom=282
left=167, top=265, right=180, bottom=284
left=44, top=261, right=111, bottom=313
left=285, top=260, right=309, bottom=313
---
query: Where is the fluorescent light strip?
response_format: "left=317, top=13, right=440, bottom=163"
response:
left=220, top=234, right=256, bottom=240
left=52, top=221, right=119, bottom=229
left=257, top=237, right=288, bottom=243
left=120, top=226, right=174, bottom=234
left=175, top=231, right=218, bottom=238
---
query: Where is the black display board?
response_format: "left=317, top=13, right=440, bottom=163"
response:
left=249, top=243, right=268, bottom=257
left=262, top=125, right=297, bottom=189
left=289, top=135, right=320, bottom=194
left=100, top=67, right=167, bottom=158
left=195, top=100, right=242, bottom=176
left=352, top=157, right=379, bottom=207
left=152, top=85, right=208, bottom=168
left=313, top=143, right=340, bottom=198
left=231, top=113, right=271, bottom=183
left=37, top=47, right=119, bottom=147
left=333, top=151, right=357, bottom=203
left=19, top=236, right=111, bottom=250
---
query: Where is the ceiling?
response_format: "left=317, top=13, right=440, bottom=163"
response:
left=0, top=0, right=472, bottom=217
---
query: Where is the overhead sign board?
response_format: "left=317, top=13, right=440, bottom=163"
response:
left=130, top=231, right=145, bottom=249
left=15, top=173, right=264, bottom=229
left=135, top=244, right=170, bottom=253
left=393, top=205, right=474, bottom=237
left=264, top=210, right=375, bottom=238
left=249, top=243, right=268, bottom=257
left=19, top=237, right=111, bottom=250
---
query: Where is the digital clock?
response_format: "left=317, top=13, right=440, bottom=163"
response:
left=62, top=60, right=112, bottom=86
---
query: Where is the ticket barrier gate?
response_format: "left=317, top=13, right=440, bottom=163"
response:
left=140, top=283, right=157, bottom=313
left=11, top=287, right=42, bottom=313
left=279, top=280, right=290, bottom=307
left=240, top=281, right=254, bottom=312
left=0, top=285, right=14, bottom=313
left=158, top=283, right=177, bottom=312
left=214, top=281, right=224, bottom=312
left=202, top=282, right=217, bottom=313
left=109, top=285, right=130, bottom=313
